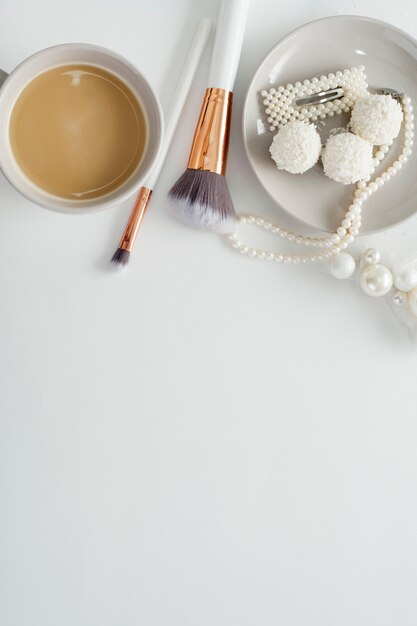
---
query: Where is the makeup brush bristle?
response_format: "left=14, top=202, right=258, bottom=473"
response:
left=169, top=169, right=237, bottom=233
left=110, top=248, right=130, bottom=271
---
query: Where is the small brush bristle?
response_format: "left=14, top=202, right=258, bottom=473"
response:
left=168, top=169, right=237, bottom=234
left=110, top=248, right=130, bottom=272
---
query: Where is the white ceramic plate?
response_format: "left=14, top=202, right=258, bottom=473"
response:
left=243, top=15, right=417, bottom=234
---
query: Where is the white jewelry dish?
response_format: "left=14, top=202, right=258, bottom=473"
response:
left=243, top=15, right=417, bottom=234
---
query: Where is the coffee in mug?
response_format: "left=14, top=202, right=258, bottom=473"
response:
left=9, top=64, right=147, bottom=200
left=0, top=44, right=163, bottom=213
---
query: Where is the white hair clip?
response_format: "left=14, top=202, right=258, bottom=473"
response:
left=261, top=66, right=369, bottom=132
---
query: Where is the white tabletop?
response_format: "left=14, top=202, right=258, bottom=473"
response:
left=1, top=1, right=417, bottom=624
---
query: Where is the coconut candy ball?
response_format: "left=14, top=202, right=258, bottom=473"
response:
left=351, top=94, right=403, bottom=145
left=269, top=120, right=321, bottom=174
left=322, top=132, right=373, bottom=185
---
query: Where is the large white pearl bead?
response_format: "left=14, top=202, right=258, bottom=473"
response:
left=359, top=264, right=393, bottom=297
left=394, top=265, right=417, bottom=292
left=408, top=286, right=417, bottom=317
left=329, top=253, right=356, bottom=279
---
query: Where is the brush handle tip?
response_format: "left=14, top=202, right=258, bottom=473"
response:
left=146, top=16, right=213, bottom=188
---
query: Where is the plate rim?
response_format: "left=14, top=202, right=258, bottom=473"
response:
left=242, top=14, right=417, bottom=234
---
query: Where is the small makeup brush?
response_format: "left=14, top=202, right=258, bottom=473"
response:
left=111, top=17, right=213, bottom=270
left=169, top=0, right=250, bottom=234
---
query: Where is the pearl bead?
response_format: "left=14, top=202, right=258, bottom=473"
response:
left=359, top=264, right=393, bottom=297
left=363, top=248, right=380, bottom=265
left=394, top=265, right=417, bottom=292
left=392, top=290, right=406, bottom=306
left=329, top=253, right=356, bottom=279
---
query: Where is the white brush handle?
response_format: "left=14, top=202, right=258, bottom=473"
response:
left=207, top=0, right=250, bottom=92
left=147, top=17, right=213, bottom=189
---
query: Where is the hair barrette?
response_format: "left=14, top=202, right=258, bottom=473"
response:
left=261, top=66, right=369, bottom=132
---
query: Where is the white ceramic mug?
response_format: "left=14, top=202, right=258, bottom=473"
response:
left=0, top=43, right=164, bottom=213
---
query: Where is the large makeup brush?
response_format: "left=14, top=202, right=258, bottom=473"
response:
left=169, top=0, right=250, bottom=234
left=111, top=17, right=212, bottom=270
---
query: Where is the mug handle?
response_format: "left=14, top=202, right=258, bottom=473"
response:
left=0, top=69, right=8, bottom=87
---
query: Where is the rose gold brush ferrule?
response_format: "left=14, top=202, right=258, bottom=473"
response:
left=118, top=187, right=153, bottom=252
left=187, top=87, right=233, bottom=176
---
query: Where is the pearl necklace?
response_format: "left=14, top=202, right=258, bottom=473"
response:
left=226, top=95, right=414, bottom=264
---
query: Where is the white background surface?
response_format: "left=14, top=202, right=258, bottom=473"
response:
left=1, top=1, right=417, bottom=625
